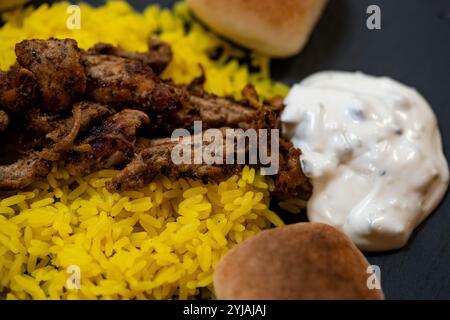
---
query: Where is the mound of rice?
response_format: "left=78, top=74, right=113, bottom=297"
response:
left=0, top=165, right=283, bottom=299
left=0, top=1, right=298, bottom=299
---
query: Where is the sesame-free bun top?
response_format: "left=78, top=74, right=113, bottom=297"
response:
left=187, top=0, right=328, bottom=57
left=214, top=222, right=385, bottom=300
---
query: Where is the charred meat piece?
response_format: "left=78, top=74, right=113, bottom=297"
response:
left=239, top=84, right=284, bottom=114
left=148, top=88, right=279, bottom=134
left=90, top=38, right=172, bottom=75
left=0, top=66, right=39, bottom=114
left=241, top=84, right=262, bottom=109
left=15, top=38, right=86, bottom=113
left=0, top=110, right=9, bottom=132
left=190, top=93, right=279, bottom=130
left=82, top=53, right=184, bottom=112
left=62, top=101, right=111, bottom=131
left=145, top=38, right=173, bottom=75
left=28, top=101, right=112, bottom=135
left=26, top=109, right=61, bottom=134
left=108, top=132, right=311, bottom=201
left=107, top=133, right=243, bottom=191
left=0, top=152, right=50, bottom=190
left=40, top=101, right=113, bottom=160
left=65, top=109, right=149, bottom=176
left=273, top=140, right=312, bottom=200
left=27, top=101, right=112, bottom=161
left=45, top=101, right=112, bottom=142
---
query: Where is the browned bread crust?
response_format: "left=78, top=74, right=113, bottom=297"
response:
left=214, top=222, right=385, bottom=300
left=187, top=0, right=328, bottom=57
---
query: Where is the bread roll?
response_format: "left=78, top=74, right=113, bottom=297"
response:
left=214, top=223, right=385, bottom=300
left=187, top=0, right=328, bottom=57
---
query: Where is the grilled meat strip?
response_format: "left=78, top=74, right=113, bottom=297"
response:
left=108, top=133, right=312, bottom=200
left=15, top=38, right=86, bottom=113
left=0, top=110, right=9, bottom=132
left=39, top=101, right=114, bottom=161
left=0, top=102, right=113, bottom=190
left=150, top=95, right=275, bottom=133
left=65, top=109, right=149, bottom=177
left=193, top=84, right=281, bottom=130
left=147, top=84, right=280, bottom=135
left=0, top=104, right=131, bottom=190
left=82, top=53, right=184, bottom=113
left=107, top=134, right=242, bottom=191
left=89, top=38, right=172, bottom=75
left=28, top=101, right=112, bottom=136
left=26, top=110, right=59, bottom=134
left=0, top=151, right=50, bottom=190
left=0, top=66, right=39, bottom=114
left=274, top=140, right=312, bottom=200
left=48, top=101, right=112, bottom=138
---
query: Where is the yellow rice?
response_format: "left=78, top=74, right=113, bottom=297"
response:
left=0, top=1, right=299, bottom=300
left=0, top=164, right=282, bottom=300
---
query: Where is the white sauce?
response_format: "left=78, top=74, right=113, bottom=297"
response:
left=281, top=71, right=449, bottom=251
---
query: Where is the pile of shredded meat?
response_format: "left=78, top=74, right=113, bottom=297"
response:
left=0, top=38, right=312, bottom=200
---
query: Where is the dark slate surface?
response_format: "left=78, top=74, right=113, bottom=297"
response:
left=13, top=0, right=450, bottom=299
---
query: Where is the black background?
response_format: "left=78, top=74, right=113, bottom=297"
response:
left=9, top=0, right=450, bottom=299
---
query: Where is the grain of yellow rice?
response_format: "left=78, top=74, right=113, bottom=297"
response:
left=0, top=1, right=301, bottom=300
